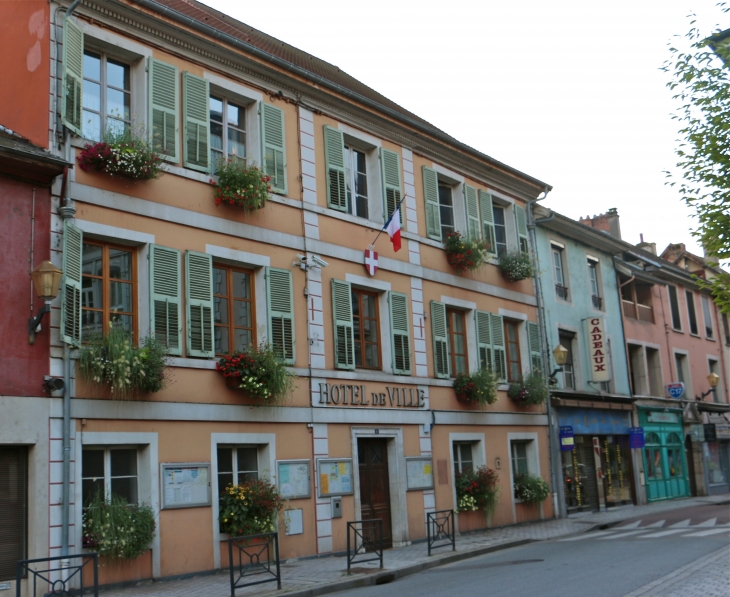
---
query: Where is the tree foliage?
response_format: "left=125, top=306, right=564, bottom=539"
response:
left=664, top=6, right=730, bottom=313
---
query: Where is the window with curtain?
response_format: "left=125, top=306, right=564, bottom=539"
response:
left=446, top=308, right=468, bottom=376
left=213, top=264, right=255, bottom=355
left=352, top=288, right=380, bottom=369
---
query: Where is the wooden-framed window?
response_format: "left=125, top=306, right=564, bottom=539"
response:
left=446, top=308, right=468, bottom=376
left=81, top=447, right=138, bottom=505
left=492, top=205, right=508, bottom=256
left=213, top=264, right=255, bottom=355
left=209, top=95, right=246, bottom=172
left=453, top=442, right=474, bottom=475
left=82, top=50, right=131, bottom=142
left=504, top=320, right=522, bottom=382
left=81, top=241, right=136, bottom=340
left=216, top=446, right=258, bottom=491
left=438, top=184, right=455, bottom=240
left=352, top=288, right=380, bottom=369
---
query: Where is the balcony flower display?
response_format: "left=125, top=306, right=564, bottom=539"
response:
left=219, top=478, right=282, bottom=537
left=444, top=232, right=490, bottom=273
left=507, top=370, right=548, bottom=406
left=453, top=368, right=499, bottom=405
left=211, top=158, right=271, bottom=211
left=497, top=250, right=533, bottom=282
left=514, top=474, right=550, bottom=504
left=455, top=466, right=500, bottom=517
left=77, top=129, right=164, bottom=181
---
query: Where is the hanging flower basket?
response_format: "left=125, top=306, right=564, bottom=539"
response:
left=219, top=478, right=282, bottom=537
left=507, top=371, right=548, bottom=406
left=455, top=466, right=500, bottom=515
left=453, top=368, right=499, bottom=405
left=514, top=474, right=550, bottom=503
left=211, top=158, right=271, bottom=211
left=77, top=129, right=164, bottom=181
left=498, top=250, right=533, bottom=282
left=444, top=232, right=490, bottom=273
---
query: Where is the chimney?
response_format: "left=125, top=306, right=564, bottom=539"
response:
left=578, top=208, right=622, bottom=240
left=661, top=243, right=686, bottom=263
left=636, top=234, right=657, bottom=255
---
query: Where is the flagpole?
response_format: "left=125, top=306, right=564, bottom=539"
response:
left=369, top=193, right=407, bottom=249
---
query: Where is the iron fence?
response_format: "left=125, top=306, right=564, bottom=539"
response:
left=426, top=510, right=456, bottom=556
left=346, top=519, right=383, bottom=571
left=227, top=532, right=281, bottom=595
left=16, top=553, right=98, bottom=597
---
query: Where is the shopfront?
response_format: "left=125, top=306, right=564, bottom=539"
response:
left=701, top=414, right=730, bottom=495
left=557, top=406, right=636, bottom=512
left=638, top=408, right=690, bottom=502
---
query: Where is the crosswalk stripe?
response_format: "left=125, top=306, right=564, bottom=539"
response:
left=682, top=528, right=730, bottom=537
left=616, top=521, right=642, bottom=529
left=558, top=531, right=617, bottom=542
left=696, top=518, right=718, bottom=527
left=638, top=529, right=688, bottom=538
left=669, top=519, right=691, bottom=528
left=645, top=520, right=665, bottom=528
left=599, top=530, right=647, bottom=540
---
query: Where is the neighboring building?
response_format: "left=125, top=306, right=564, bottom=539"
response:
left=533, top=206, right=635, bottom=515
left=1, top=0, right=555, bottom=589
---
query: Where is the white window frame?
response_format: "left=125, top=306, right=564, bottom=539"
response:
left=550, top=241, right=569, bottom=301
left=81, top=446, right=139, bottom=504
left=686, top=290, right=700, bottom=336
left=209, top=94, right=249, bottom=170
left=701, top=295, right=715, bottom=340
left=442, top=296, right=479, bottom=374
left=507, top=432, right=540, bottom=517
left=339, top=126, right=383, bottom=224
left=667, top=285, right=683, bottom=332
left=346, top=274, right=393, bottom=374
left=673, top=349, right=691, bottom=397
left=449, top=432, right=486, bottom=530
left=81, top=50, right=133, bottom=142
left=587, top=255, right=603, bottom=311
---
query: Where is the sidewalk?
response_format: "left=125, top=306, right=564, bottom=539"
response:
left=101, top=495, right=729, bottom=597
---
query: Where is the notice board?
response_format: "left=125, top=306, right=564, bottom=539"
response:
left=405, top=457, right=434, bottom=490
left=161, top=463, right=211, bottom=509
left=317, top=458, right=353, bottom=497
left=277, top=460, right=311, bottom=500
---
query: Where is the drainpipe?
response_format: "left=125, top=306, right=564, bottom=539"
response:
left=526, top=190, right=565, bottom=518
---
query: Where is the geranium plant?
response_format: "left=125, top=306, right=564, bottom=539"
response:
left=82, top=492, right=156, bottom=560
left=216, top=343, right=297, bottom=405
left=514, top=474, right=550, bottom=504
left=453, top=368, right=499, bottom=405
left=219, top=478, right=283, bottom=537
left=455, top=466, right=500, bottom=516
left=77, top=129, right=164, bottom=181
left=78, top=324, right=170, bottom=400
left=507, top=370, right=548, bottom=406
left=498, top=250, right=533, bottom=282
left=444, top=232, right=490, bottom=273
left=211, top=158, right=271, bottom=211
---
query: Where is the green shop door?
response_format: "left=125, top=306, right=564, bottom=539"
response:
left=642, top=431, right=690, bottom=501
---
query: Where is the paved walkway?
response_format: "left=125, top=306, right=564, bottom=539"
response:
left=101, top=495, right=729, bottom=597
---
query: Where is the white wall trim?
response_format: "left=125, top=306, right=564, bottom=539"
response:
left=441, top=296, right=477, bottom=311
left=506, top=431, right=540, bottom=524
left=449, top=432, right=486, bottom=533
left=205, top=245, right=271, bottom=268
left=75, top=220, right=155, bottom=245
left=346, top=273, right=391, bottom=292
left=498, top=308, right=528, bottom=321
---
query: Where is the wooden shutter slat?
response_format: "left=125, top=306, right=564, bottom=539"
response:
left=182, top=72, right=210, bottom=171
left=430, top=301, right=449, bottom=378
left=490, top=313, right=507, bottom=381
left=464, top=185, right=480, bottom=241
left=266, top=267, right=295, bottom=364
left=390, top=292, right=411, bottom=375
left=514, top=204, right=529, bottom=253
left=324, top=126, right=347, bottom=211
left=261, top=103, right=287, bottom=194
left=150, top=245, right=182, bottom=355
left=148, top=58, right=179, bottom=162
left=527, top=321, right=543, bottom=373
left=478, top=190, right=497, bottom=256
left=61, top=221, right=83, bottom=345
left=381, top=148, right=403, bottom=222
left=62, top=18, right=83, bottom=135
left=422, top=166, right=441, bottom=241
left=332, top=279, right=354, bottom=370
left=185, top=251, right=214, bottom=357
left=475, top=310, right=492, bottom=371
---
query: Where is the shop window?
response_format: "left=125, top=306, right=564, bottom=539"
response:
left=686, top=291, right=699, bottom=335
left=0, top=447, right=27, bottom=581
left=446, top=308, right=468, bottom=376
left=643, top=433, right=662, bottom=480
left=217, top=446, right=259, bottom=491
left=453, top=442, right=474, bottom=475
left=505, top=320, right=522, bottom=382
left=559, top=331, right=575, bottom=389
left=81, top=241, right=136, bottom=340
left=213, top=264, right=255, bottom=354
left=703, top=442, right=728, bottom=485
left=666, top=433, right=683, bottom=479
left=708, top=359, right=721, bottom=403
left=701, top=295, right=714, bottom=339
left=209, top=95, right=246, bottom=173
left=352, top=288, right=380, bottom=369
left=82, top=447, right=138, bottom=505
left=82, top=51, right=131, bottom=141
left=667, top=285, right=682, bottom=330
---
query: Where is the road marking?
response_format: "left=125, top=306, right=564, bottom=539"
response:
left=669, top=519, right=691, bottom=528
left=645, top=520, right=666, bottom=528
left=558, top=531, right=617, bottom=541
left=599, top=530, right=647, bottom=540
left=682, top=528, right=730, bottom=537
left=616, top=520, right=642, bottom=529
left=638, top=529, right=688, bottom=538
left=696, top=518, right=717, bottom=527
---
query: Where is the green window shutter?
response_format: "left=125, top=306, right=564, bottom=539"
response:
left=490, top=313, right=507, bottom=382
left=331, top=279, right=354, bottom=370
left=514, top=204, right=529, bottom=253
left=527, top=321, right=542, bottom=374
left=150, top=245, right=182, bottom=355
left=260, top=103, right=287, bottom=195
left=390, top=292, right=411, bottom=375
left=475, top=310, right=493, bottom=372
left=381, top=148, right=403, bottom=222
left=60, top=221, right=83, bottom=345
left=323, top=126, right=347, bottom=211
left=430, top=301, right=449, bottom=378
left=148, top=58, right=179, bottom=162
left=478, top=190, right=497, bottom=257
left=422, top=166, right=441, bottom=241
left=266, top=267, right=295, bottom=364
left=61, top=18, right=83, bottom=135
left=182, top=72, right=209, bottom=172
left=185, top=251, right=214, bottom=358
left=464, top=184, right=480, bottom=241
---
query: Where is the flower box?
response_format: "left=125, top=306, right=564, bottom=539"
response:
left=77, top=130, right=163, bottom=181
left=444, top=232, right=490, bottom=274
left=497, top=250, right=533, bottom=282
left=211, top=159, right=271, bottom=211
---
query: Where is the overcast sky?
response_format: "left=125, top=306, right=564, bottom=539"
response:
left=203, top=0, right=726, bottom=257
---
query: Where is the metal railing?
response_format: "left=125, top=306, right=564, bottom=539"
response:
left=591, top=294, right=603, bottom=310
left=227, top=532, right=281, bottom=595
left=555, top=284, right=569, bottom=300
left=16, top=553, right=98, bottom=597
left=426, top=510, right=455, bottom=556
left=346, top=519, right=383, bottom=571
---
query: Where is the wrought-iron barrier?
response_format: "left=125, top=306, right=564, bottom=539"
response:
left=227, top=532, right=281, bottom=595
left=346, top=519, right=383, bottom=571
left=16, top=553, right=98, bottom=597
left=426, top=509, right=456, bottom=556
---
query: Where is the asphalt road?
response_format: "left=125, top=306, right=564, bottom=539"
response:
left=331, top=501, right=730, bottom=597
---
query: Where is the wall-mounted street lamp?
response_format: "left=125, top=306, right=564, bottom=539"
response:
left=29, top=260, right=63, bottom=344
left=548, top=344, right=569, bottom=383
left=696, top=372, right=720, bottom=401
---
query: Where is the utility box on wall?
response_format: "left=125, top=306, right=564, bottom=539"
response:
left=331, top=496, right=342, bottom=518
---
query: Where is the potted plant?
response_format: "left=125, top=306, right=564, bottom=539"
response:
left=455, top=466, right=500, bottom=524
left=210, top=158, right=271, bottom=211
left=497, top=250, right=533, bottom=282
left=78, top=324, right=170, bottom=400
left=216, top=343, right=297, bottom=405
left=77, top=128, right=164, bottom=181
left=507, top=370, right=548, bottom=406
left=453, top=368, right=499, bottom=405
left=514, top=474, right=550, bottom=504
left=444, top=232, right=490, bottom=273
left=219, top=478, right=282, bottom=537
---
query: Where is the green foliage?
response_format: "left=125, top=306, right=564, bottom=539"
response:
left=82, top=492, right=156, bottom=560
left=498, top=250, right=534, bottom=282
left=219, top=479, right=282, bottom=537
left=453, top=368, right=499, bottom=405
left=216, top=343, right=297, bottom=405
left=664, top=7, right=730, bottom=314
left=79, top=324, right=170, bottom=399
left=455, top=466, right=500, bottom=515
left=507, top=370, right=548, bottom=406
left=444, top=231, right=490, bottom=273
left=211, top=158, right=271, bottom=211
left=514, top=474, right=550, bottom=504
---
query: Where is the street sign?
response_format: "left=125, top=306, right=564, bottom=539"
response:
left=667, top=382, right=685, bottom=399
left=559, top=426, right=574, bottom=451
left=629, top=427, right=645, bottom=449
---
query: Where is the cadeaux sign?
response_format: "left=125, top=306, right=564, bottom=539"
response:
left=586, top=316, right=610, bottom=383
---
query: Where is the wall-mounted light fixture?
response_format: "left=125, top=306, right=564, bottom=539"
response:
left=29, top=260, right=63, bottom=344
left=548, top=344, right=569, bottom=383
left=696, top=372, right=720, bottom=401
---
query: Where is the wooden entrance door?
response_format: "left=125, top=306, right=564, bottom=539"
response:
left=358, top=438, right=393, bottom=549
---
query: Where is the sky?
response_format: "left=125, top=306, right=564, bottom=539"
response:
left=202, top=0, right=727, bottom=258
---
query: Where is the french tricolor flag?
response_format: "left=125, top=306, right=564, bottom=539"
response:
left=383, top=209, right=402, bottom=252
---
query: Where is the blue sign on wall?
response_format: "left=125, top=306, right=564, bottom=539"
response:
left=557, top=407, right=631, bottom=436
left=559, top=426, right=575, bottom=451
left=629, top=427, right=645, bottom=448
